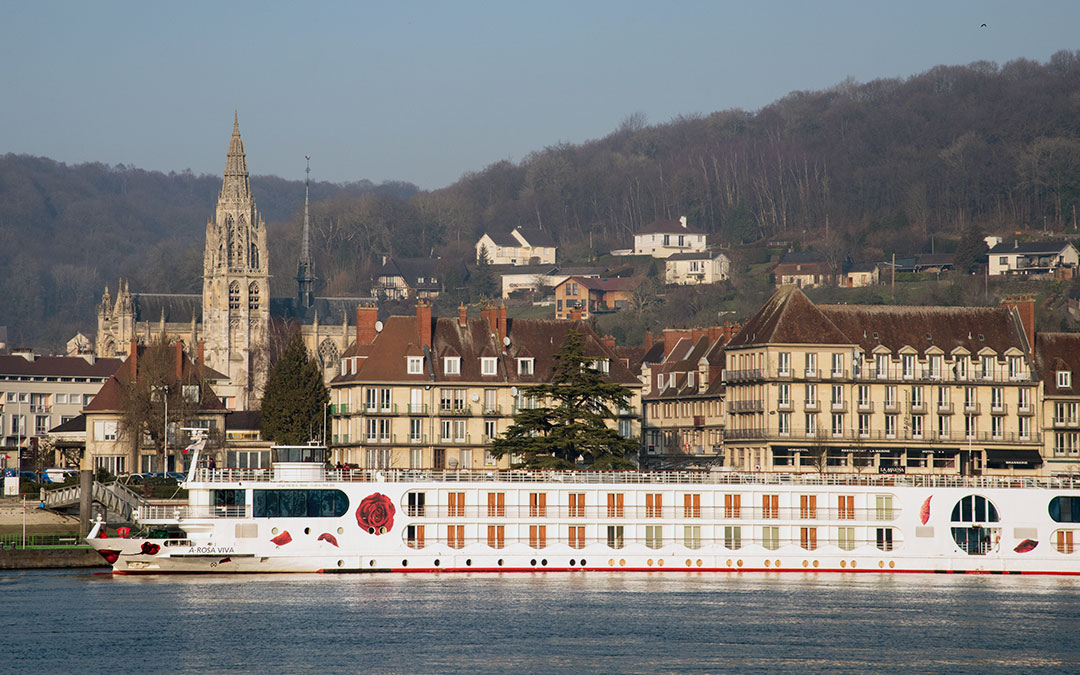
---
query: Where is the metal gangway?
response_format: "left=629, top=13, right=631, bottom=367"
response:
left=42, top=480, right=150, bottom=524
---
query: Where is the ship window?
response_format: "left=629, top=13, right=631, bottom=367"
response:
left=253, top=489, right=349, bottom=518
left=950, top=495, right=1000, bottom=556
left=1049, top=496, right=1080, bottom=523
left=406, top=491, right=426, bottom=517
left=212, top=490, right=245, bottom=508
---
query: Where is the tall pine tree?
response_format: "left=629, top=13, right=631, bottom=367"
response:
left=260, top=333, right=330, bottom=445
left=491, top=329, right=637, bottom=468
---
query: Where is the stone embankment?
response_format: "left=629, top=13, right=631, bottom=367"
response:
left=0, top=497, right=104, bottom=569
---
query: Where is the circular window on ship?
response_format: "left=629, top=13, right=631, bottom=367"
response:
left=950, top=495, right=1000, bottom=556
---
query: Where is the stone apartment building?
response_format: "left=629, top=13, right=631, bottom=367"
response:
left=328, top=303, right=641, bottom=469
left=1034, top=333, right=1080, bottom=474
left=0, top=351, right=123, bottom=463
left=721, top=286, right=1044, bottom=476
left=639, top=325, right=740, bottom=468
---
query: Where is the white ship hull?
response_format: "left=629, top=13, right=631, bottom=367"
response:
left=88, top=464, right=1080, bottom=576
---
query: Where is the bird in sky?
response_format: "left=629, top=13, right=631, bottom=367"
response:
left=981, top=23, right=988, bottom=28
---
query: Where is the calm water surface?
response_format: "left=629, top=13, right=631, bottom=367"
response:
left=3, top=569, right=1079, bottom=673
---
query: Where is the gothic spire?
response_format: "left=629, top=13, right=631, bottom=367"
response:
left=220, top=111, right=251, bottom=203
left=296, top=155, right=316, bottom=310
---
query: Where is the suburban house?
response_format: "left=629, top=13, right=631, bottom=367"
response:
left=665, top=251, right=731, bottom=285
left=494, top=265, right=605, bottom=299
left=987, top=240, right=1079, bottom=277
left=373, top=258, right=446, bottom=300
left=772, top=252, right=834, bottom=288
left=553, top=276, right=641, bottom=320
left=475, top=227, right=557, bottom=266
left=633, top=216, right=707, bottom=258
left=841, top=262, right=880, bottom=288
left=327, top=303, right=641, bottom=469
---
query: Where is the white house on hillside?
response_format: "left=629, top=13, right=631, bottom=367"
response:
left=633, top=216, right=707, bottom=258
left=665, top=251, right=730, bottom=285
left=475, top=227, right=557, bottom=266
left=987, top=240, right=1079, bottom=277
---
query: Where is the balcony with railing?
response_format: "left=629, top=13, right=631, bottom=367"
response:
left=777, top=399, right=794, bottom=412
left=439, top=405, right=473, bottom=417
left=1017, top=403, right=1035, bottom=416
left=1054, top=416, right=1080, bottom=428
left=407, top=403, right=429, bottom=415
left=724, top=368, right=763, bottom=382
left=830, top=399, right=848, bottom=413
left=727, top=400, right=764, bottom=413
left=856, top=400, right=874, bottom=413
left=481, top=405, right=502, bottom=416
left=937, top=402, right=954, bottom=415
left=990, top=403, right=1008, bottom=415
left=721, top=427, right=1041, bottom=445
left=963, top=402, right=981, bottom=414
left=804, top=399, right=820, bottom=412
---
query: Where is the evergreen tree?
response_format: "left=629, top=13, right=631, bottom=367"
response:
left=953, top=225, right=986, bottom=274
left=491, top=329, right=638, bottom=467
left=261, top=333, right=330, bottom=445
left=472, top=244, right=499, bottom=300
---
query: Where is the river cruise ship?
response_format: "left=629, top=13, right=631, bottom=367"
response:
left=88, top=445, right=1080, bottom=575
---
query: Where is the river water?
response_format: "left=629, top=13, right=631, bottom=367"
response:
left=3, top=569, right=1079, bottom=673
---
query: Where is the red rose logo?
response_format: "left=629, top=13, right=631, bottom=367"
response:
left=97, top=549, right=121, bottom=564
left=356, top=493, right=395, bottom=535
left=140, top=542, right=161, bottom=555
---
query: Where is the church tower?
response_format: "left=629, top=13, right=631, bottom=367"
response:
left=202, top=113, right=270, bottom=409
left=296, top=156, right=316, bottom=310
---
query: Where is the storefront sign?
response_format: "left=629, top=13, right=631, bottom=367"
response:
left=879, top=466, right=906, bottom=474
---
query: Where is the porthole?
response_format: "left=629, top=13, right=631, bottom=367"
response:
left=271, top=527, right=279, bottom=535
left=813, top=560, right=819, bottom=568
left=570, top=559, right=576, bottom=566
left=498, top=559, right=504, bottom=566
left=647, top=559, right=654, bottom=567
left=434, top=559, right=440, bottom=567
left=608, top=558, right=615, bottom=567
left=765, top=559, right=771, bottom=567
left=466, top=559, right=472, bottom=567
left=726, top=559, right=733, bottom=567
left=619, top=559, right=626, bottom=567
left=685, top=559, right=692, bottom=567
left=878, top=560, right=885, bottom=568
left=337, top=527, right=344, bottom=535
left=530, top=559, right=537, bottom=566
left=580, top=559, right=586, bottom=566
left=840, top=560, right=847, bottom=568
left=541, top=559, right=548, bottom=566
left=850, top=560, right=857, bottom=568
left=1049, top=497, right=1080, bottom=523
left=889, top=561, right=895, bottom=568
left=402, top=560, right=408, bottom=567
left=736, top=559, right=743, bottom=567
left=802, top=560, right=809, bottom=568
left=774, top=560, right=781, bottom=567
left=695, top=559, right=702, bottom=567
left=951, top=495, right=1002, bottom=556
left=337, top=560, right=343, bottom=567
left=304, top=527, right=311, bottom=535
left=369, top=560, right=375, bottom=567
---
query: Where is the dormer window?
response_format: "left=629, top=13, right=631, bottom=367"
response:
left=517, top=358, right=534, bottom=375
left=1059, top=371, right=1073, bottom=389
left=1008, top=356, right=1023, bottom=380
left=481, top=357, right=497, bottom=376
left=444, top=357, right=461, bottom=375
left=687, top=371, right=695, bottom=388
left=590, top=359, right=610, bottom=374
left=407, top=356, right=423, bottom=374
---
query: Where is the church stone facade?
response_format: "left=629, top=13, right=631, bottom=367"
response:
left=95, top=115, right=359, bottom=410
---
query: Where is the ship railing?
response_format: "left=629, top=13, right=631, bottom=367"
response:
left=408, top=505, right=901, bottom=521
left=187, top=467, right=1080, bottom=490
left=138, top=504, right=250, bottom=520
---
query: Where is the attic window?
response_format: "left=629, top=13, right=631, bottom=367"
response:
left=517, top=358, right=534, bottom=376
left=1059, top=371, right=1073, bottom=389
left=925, top=333, right=932, bottom=341
left=444, top=357, right=461, bottom=375
left=978, top=334, right=985, bottom=341
left=687, top=372, right=695, bottom=388
left=407, top=356, right=423, bottom=375
left=340, top=361, right=347, bottom=377
left=481, top=357, right=498, bottom=376
left=872, top=332, right=879, bottom=340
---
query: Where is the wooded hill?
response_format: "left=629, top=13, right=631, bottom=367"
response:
left=4, top=52, right=1080, bottom=350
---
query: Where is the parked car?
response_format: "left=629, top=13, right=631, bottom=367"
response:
left=42, top=468, right=79, bottom=484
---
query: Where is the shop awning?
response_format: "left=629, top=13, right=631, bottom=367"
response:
left=985, top=449, right=1044, bottom=466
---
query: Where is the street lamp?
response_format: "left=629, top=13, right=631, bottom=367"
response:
left=152, top=386, right=169, bottom=474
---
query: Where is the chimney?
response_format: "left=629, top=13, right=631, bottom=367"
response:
left=601, top=334, right=616, bottom=348
left=129, top=339, right=138, bottom=378
left=644, top=332, right=653, bottom=351
left=356, top=303, right=378, bottom=345
left=458, top=303, right=468, bottom=327
left=680, top=216, right=687, bottom=229
left=197, top=340, right=205, bottom=368
left=569, top=307, right=582, bottom=321
left=482, top=305, right=497, bottom=335
left=1003, top=296, right=1036, bottom=351
left=12, top=348, right=34, bottom=362
left=175, top=340, right=184, bottom=380
left=497, top=303, right=507, bottom=345
left=417, top=300, right=432, bottom=349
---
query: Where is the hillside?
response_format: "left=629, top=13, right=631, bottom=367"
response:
left=4, top=51, right=1080, bottom=350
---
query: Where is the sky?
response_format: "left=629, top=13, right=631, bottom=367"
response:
left=2, top=1, right=1079, bottom=190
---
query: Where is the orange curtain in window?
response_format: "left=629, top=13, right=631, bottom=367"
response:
left=683, top=493, right=701, bottom=518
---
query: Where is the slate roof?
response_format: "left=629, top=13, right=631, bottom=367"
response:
left=1035, top=333, right=1080, bottom=396
left=988, top=240, right=1073, bottom=255
left=728, top=286, right=1028, bottom=356
left=376, top=258, right=443, bottom=288
left=83, top=344, right=226, bottom=413
left=514, top=227, right=556, bottom=248
left=644, top=335, right=727, bottom=401
left=571, top=276, right=641, bottom=292
left=667, top=250, right=725, bottom=261
left=636, top=219, right=704, bottom=235
left=226, top=410, right=262, bottom=431
left=132, top=293, right=202, bottom=323
left=49, top=415, right=86, bottom=434
left=333, top=314, right=638, bottom=386
left=482, top=231, right=520, bottom=247
left=0, top=355, right=124, bottom=378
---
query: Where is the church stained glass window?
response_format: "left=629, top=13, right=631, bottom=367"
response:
left=229, top=281, right=241, bottom=310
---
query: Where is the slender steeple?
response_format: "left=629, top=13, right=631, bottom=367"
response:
left=220, top=110, right=251, bottom=204
left=297, top=155, right=316, bottom=310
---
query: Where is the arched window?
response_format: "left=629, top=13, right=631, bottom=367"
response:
left=248, top=282, right=260, bottom=310
left=319, top=338, right=339, bottom=368
left=229, top=281, right=241, bottom=310
left=950, top=495, right=1000, bottom=556
left=250, top=242, right=259, bottom=269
